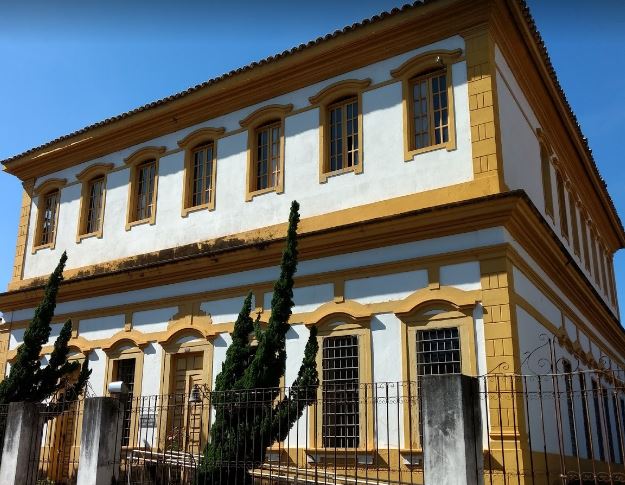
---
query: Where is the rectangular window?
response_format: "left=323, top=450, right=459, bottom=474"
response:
left=416, top=327, right=461, bottom=434
left=39, top=190, right=60, bottom=246
left=134, top=160, right=156, bottom=221
left=612, top=394, right=623, bottom=464
left=592, top=379, right=605, bottom=461
left=322, top=335, right=359, bottom=448
left=601, top=385, right=616, bottom=463
left=562, top=361, right=578, bottom=457
left=190, top=144, right=215, bottom=207
left=328, top=97, right=359, bottom=173
left=591, top=234, right=601, bottom=285
left=541, top=147, right=554, bottom=217
left=579, top=374, right=592, bottom=458
left=568, top=192, right=580, bottom=255
left=556, top=172, right=569, bottom=238
left=410, top=71, right=449, bottom=150
left=255, top=123, right=281, bottom=192
left=85, top=177, right=105, bottom=234
left=115, top=358, right=136, bottom=447
left=581, top=220, right=591, bottom=271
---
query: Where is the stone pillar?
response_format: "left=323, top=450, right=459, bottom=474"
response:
left=76, top=397, right=124, bottom=485
left=0, top=402, right=42, bottom=485
left=422, top=374, right=483, bottom=485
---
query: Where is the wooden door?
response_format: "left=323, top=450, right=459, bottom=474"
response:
left=169, top=352, right=205, bottom=453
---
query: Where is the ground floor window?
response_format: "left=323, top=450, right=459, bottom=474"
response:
left=115, top=358, right=136, bottom=447
left=322, top=334, right=360, bottom=448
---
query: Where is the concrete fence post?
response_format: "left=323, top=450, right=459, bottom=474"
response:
left=0, top=401, right=43, bottom=485
left=76, top=397, right=124, bottom=485
left=422, top=374, right=483, bottom=485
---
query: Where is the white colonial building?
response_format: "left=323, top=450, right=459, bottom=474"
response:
left=0, top=0, right=623, bottom=481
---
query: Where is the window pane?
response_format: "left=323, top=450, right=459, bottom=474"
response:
left=255, top=125, right=280, bottom=191
left=135, top=160, right=156, bottom=221
left=116, top=359, right=136, bottom=447
left=85, top=177, right=104, bottom=234
left=40, top=191, right=59, bottom=245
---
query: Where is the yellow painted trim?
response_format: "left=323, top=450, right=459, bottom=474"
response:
left=240, top=104, right=293, bottom=201
left=11, top=179, right=35, bottom=283
left=391, top=49, right=461, bottom=162
left=308, top=79, right=370, bottom=183
left=124, top=146, right=165, bottom=230
left=75, top=163, right=113, bottom=243
left=177, top=127, right=225, bottom=217
left=32, top=178, right=66, bottom=254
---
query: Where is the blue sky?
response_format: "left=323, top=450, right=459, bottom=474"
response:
left=0, top=1, right=624, bottom=311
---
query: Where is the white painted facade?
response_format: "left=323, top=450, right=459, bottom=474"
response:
left=23, top=35, right=472, bottom=280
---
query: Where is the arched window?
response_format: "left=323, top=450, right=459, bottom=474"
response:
left=309, top=79, right=370, bottom=182
left=391, top=49, right=462, bottom=160
left=76, top=163, right=113, bottom=241
left=240, top=104, right=292, bottom=200
left=124, top=146, right=165, bottom=229
left=177, top=127, right=224, bottom=216
left=32, top=178, right=67, bottom=252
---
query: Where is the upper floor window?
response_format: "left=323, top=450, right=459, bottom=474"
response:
left=123, top=146, right=165, bottom=230
left=255, top=121, right=281, bottom=191
left=39, top=190, right=60, bottom=247
left=135, top=160, right=157, bottom=221
left=568, top=191, right=580, bottom=256
left=240, top=104, right=292, bottom=200
left=555, top=170, right=569, bottom=238
left=539, top=142, right=554, bottom=218
left=76, top=162, right=113, bottom=241
left=410, top=70, right=449, bottom=150
left=178, top=127, right=224, bottom=216
left=32, top=177, right=67, bottom=252
left=309, top=79, right=369, bottom=182
left=391, top=49, right=461, bottom=160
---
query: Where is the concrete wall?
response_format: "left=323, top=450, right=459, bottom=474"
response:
left=23, top=35, right=473, bottom=280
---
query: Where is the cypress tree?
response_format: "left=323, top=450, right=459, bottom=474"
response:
left=197, top=201, right=319, bottom=484
left=0, top=252, right=91, bottom=405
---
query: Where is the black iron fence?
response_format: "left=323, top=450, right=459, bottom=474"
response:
left=14, top=370, right=625, bottom=484
left=23, top=398, right=85, bottom=485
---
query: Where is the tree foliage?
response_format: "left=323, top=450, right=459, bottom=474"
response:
left=0, top=252, right=91, bottom=405
left=197, top=201, right=319, bottom=484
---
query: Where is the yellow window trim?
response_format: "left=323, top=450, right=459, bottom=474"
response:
left=177, top=127, right=225, bottom=217
left=75, top=163, right=114, bottom=243
left=104, top=343, right=145, bottom=448
left=311, top=318, right=374, bottom=451
left=240, top=104, right=293, bottom=201
left=399, top=305, right=476, bottom=449
left=124, top=146, right=165, bottom=231
left=390, top=49, right=462, bottom=161
left=309, top=78, right=370, bottom=183
left=32, top=177, right=67, bottom=254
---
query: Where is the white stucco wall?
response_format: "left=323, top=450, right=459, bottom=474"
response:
left=345, top=269, right=428, bottom=304
left=23, top=35, right=473, bottom=280
left=495, top=45, right=614, bottom=313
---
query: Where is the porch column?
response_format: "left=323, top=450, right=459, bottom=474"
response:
left=422, top=374, right=483, bottom=485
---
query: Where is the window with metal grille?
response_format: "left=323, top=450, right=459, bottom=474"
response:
left=116, top=358, right=136, bottom=447
left=134, top=160, right=156, bottom=221
left=328, top=97, right=359, bottom=173
left=578, top=374, right=592, bottom=458
left=601, top=385, right=616, bottom=463
left=322, top=335, right=360, bottom=448
left=591, top=379, right=605, bottom=461
left=84, top=177, right=104, bottom=234
left=39, top=190, right=59, bottom=246
left=410, top=70, right=449, bottom=150
left=562, top=361, right=578, bottom=457
left=189, top=143, right=215, bottom=207
left=254, top=122, right=281, bottom=191
left=416, top=327, right=461, bottom=436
